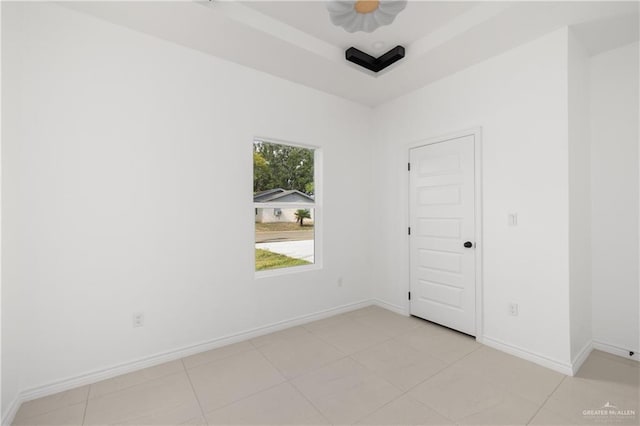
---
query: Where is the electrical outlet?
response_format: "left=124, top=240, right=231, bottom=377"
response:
left=509, top=303, right=519, bottom=316
left=133, top=312, right=144, bottom=328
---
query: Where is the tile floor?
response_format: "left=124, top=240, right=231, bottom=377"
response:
left=12, top=306, right=640, bottom=425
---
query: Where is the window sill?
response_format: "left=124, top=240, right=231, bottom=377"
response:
left=254, top=263, right=322, bottom=279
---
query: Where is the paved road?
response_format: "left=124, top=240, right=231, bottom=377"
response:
left=255, top=230, right=314, bottom=243
left=256, top=240, right=314, bottom=263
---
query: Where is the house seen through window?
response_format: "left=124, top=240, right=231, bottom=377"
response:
left=254, top=139, right=316, bottom=272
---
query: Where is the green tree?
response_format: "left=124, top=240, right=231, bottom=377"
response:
left=253, top=141, right=314, bottom=194
left=304, top=182, right=314, bottom=196
left=294, top=209, right=311, bottom=227
left=253, top=152, right=270, bottom=192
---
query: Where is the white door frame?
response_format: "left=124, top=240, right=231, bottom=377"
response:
left=406, top=127, right=484, bottom=342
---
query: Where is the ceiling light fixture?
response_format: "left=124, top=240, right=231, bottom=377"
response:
left=326, top=0, right=408, bottom=33
left=346, top=45, right=405, bottom=72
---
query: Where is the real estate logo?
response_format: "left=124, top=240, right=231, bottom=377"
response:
left=582, top=401, right=636, bottom=423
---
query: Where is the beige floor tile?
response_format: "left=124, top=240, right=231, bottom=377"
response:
left=310, top=320, right=392, bottom=355
left=543, top=392, right=639, bottom=425
left=250, top=326, right=311, bottom=348
left=343, top=305, right=390, bottom=319
left=187, top=349, right=285, bottom=412
left=590, top=350, right=640, bottom=368
left=395, top=324, right=480, bottom=363
left=351, top=339, right=448, bottom=391
left=12, top=402, right=86, bottom=426
left=291, top=357, right=402, bottom=424
left=83, top=372, right=202, bottom=425
left=302, top=313, right=354, bottom=332
left=576, top=350, right=640, bottom=392
left=89, top=360, right=184, bottom=399
left=542, top=350, right=639, bottom=425
left=356, top=394, right=455, bottom=425
left=182, top=341, right=254, bottom=369
left=544, top=373, right=639, bottom=424
left=409, top=366, right=510, bottom=421
left=12, top=309, right=640, bottom=426
left=112, top=407, right=207, bottom=425
left=353, top=310, right=424, bottom=337
left=454, top=346, right=564, bottom=404
left=206, top=382, right=328, bottom=425
left=12, top=386, right=89, bottom=422
left=178, top=416, right=208, bottom=425
left=256, top=332, right=345, bottom=379
left=456, top=393, right=540, bottom=425
left=528, top=406, right=577, bottom=425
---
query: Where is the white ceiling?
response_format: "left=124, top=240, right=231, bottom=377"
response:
left=63, top=1, right=639, bottom=107
left=241, top=1, right=480, bottom=54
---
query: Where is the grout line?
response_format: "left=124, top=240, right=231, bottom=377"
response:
left=401, top=393, right=458, bottom=425
left=448, top=343, right=483, bottom=366
left=250, top=325, right=396, bottom=423
left=355, top=338, right=482, bottom=424
left=183, top=342, right=308, bottom=419
left=248, top=337, right=259, bottom=350
left=287, top=379, right=333, bottom=424
left=181, top=359, right=210, bottom=425
left=201, top=380, right=287, bottom=416
left=396, top=342, right=483, bottom=395
left=183, top=342, right=256, bottom=371
left=525, top=375, right=567, bottom=425
left=19, top=306, right=587, bottom=426
left=81, top=363, right=186, bottom=402
left=80, top=392, right=89, bottom=425
left=350, top=393, right=399, bottom=425
left=347, top=371, right=406, bottom=426
left=192, top=349, right=290, bottom=415
left=395, top=360, right=462, bottom=422
left=9, top=387, right=92, bottom=425
left=251, top=342, right=295, bottom=380
left=255, top=312, right=400, bottom=424
left=250, top=343, right=358, bottom=395
left=307, top=332, right=360, bottom=357
left=306, top=316, right=398, bottom=356
left=305, top=329, right=360, bottom=355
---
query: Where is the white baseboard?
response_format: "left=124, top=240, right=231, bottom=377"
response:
left=482, top=335, right=574, bottom=376
left=593, top=340, right=640, bottom=362
left=571, top=340, right=593, bottom=375
left=2, top=299, right=374, bottom=426
left=373, top=298, right=408, bottom=316
left=2, top=398, right=21, bottom=426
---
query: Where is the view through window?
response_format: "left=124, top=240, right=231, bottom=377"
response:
left=254, top=139, right=316, bottom=272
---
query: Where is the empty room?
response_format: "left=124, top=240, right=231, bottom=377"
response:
left=1, top=0, right=639, bottom=425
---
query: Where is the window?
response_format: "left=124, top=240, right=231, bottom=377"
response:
left=253, top=139, right=318, bottom=273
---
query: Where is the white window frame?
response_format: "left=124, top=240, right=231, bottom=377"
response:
left=253, top=137, right=322, bottom=278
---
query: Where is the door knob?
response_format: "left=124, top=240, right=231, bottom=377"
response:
left=464, top=241, right=473, bottom=248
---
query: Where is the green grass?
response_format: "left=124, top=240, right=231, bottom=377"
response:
left=255, top=249, right=311, bottom=271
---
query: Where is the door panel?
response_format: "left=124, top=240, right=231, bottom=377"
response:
left=409, top=135, right=476, bottom=335
left=417, top=218, right=461, bottom=239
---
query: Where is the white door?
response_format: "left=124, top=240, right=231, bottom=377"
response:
left=409, top=134, right=477, bottom=335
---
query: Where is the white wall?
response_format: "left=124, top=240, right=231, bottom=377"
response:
left=3, top=1, right=638, bottom=418
left=567, top=30, right=592, bottom=365
left=1, top=2, right=373, bottom=417
left=371, top=28, right=574, bottom=370
left=0, top=0, right=4, bottom=416
left=590, top=42, right=640, bottom=357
